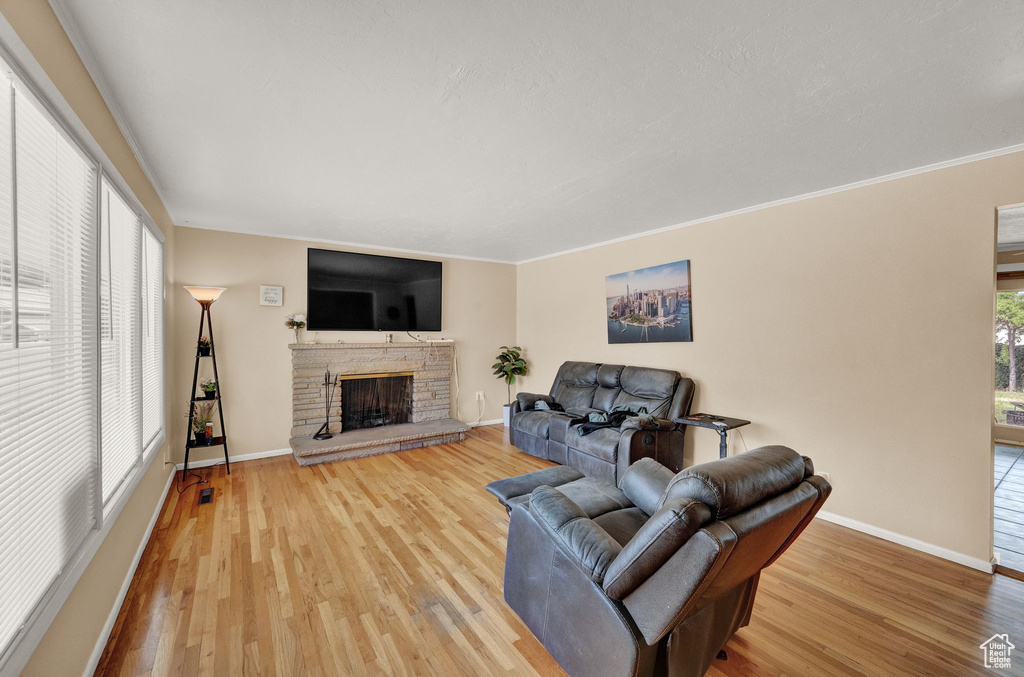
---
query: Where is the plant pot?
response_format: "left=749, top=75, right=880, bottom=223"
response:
left=194, top=430, right=206, bottom=445
left=202, top=391, right=216, bottom=399
left=198, top=346, right=211, bottom=356
left=503, top=404, right=512, bottom=427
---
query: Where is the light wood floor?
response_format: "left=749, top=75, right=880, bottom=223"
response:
left=96, top=426, right=1024, bottom=676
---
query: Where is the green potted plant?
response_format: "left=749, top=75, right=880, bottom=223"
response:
left=492, top=345, right=527, bottom=427
left=199, top=377, right=217, bottom=399
left=190, top=401, right=215, bottom=445
left=198, top=336, right=212, bottom=356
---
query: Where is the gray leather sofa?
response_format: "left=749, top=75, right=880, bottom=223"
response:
left=486, top=445, right=831, bottom=677
left=510, top=361, right=695, bottom=484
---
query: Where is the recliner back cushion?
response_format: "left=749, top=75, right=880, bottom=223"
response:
left=659, top=445, right=806, bottom=518
left=592, top=364, right=624, bottom=411
left=610, top=366, right=680, bottom=417
left=552, top=361, right=600, bottom=409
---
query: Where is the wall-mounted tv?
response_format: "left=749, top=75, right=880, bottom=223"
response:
left=306, top=248, right=442, bottom=331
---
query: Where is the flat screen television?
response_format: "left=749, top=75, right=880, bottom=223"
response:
left=306, top=248, right=442, bottom=331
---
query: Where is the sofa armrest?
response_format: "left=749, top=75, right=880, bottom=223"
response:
left=529, top=485, right=623, bottom=583
left=515, top=392, right=554, bottom=411
left=617, top=427, right=685, bottom=479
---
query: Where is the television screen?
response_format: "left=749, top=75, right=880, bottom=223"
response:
left=306, top=249, right=442, bottom=331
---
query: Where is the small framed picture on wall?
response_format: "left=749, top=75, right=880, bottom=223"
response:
left=260, top=285, right=284, bottom=306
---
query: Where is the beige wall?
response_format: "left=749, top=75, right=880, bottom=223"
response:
left=518, top=151, right=1024, bottom=563
left=0, top=1, right=179, bottom=675
left=171, top=227, right=517, bottom=464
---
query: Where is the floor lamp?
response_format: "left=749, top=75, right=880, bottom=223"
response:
left=182, top=285, right=231, bottom=490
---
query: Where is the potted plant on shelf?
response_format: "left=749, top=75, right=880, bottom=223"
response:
left=199, top=377, right=217, bottom=399
left=285, top=313, right=307, bottom=344
left=198, top=336, right=212, bottom=356
left=190, top=401, right=215, bottom=446
left=492, top=345, right=527, bottom=427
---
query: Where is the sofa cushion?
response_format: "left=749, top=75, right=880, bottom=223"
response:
left=486, top=465, right=585, bottom=506
left=611, top=366, right=679, bottom=418
left=567, top=427, right=621, bottom=463
left=593, top=364, right=625, bottom=411
left=513, top=410, right=556, bottom=439
left=593, top=507, right=648, bottom=546
left=554, top=477, right=631, bottom=517
left=556, top=383, right=598, bottom=410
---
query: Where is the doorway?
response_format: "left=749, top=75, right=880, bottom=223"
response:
left=994, top=203, right=1024, bottom=575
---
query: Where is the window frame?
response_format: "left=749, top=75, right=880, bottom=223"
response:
left=0, top=19, right=166, bottom=677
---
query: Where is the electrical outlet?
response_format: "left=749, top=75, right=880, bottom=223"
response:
left=818, top=471, right=831, bottom=483
left=475, top=391, right=484, bottom=401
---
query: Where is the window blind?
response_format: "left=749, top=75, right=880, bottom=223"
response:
left=0, top=44, right=165, bottom=672
left=141, top=227, right=163, bottom=449
left=0, top=79, right=99, bottom=656
left=100, top=181, right=141, bottom=504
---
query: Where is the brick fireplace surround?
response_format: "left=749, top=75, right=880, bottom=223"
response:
left=289, top=342, right=469, bottom=466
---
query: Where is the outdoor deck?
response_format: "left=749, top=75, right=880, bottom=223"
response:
left=995, top=444, right=1024, bottom=572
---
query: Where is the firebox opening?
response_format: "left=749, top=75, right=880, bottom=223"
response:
left=340, top=373, right=413, bottom=431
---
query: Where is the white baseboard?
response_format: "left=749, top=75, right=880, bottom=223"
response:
left=469, top=419, right=503, bottom=427
left=177, top=447, right=292, bottom=470
left=82, top=467, right=176, bottom=677
left=816, top=510, right=994, bottom=574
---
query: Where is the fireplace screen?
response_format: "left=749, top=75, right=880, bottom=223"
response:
left=340, top=374, right=413, bottom=431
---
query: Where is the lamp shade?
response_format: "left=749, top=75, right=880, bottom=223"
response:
left=184, top=286, right=226, bottom=304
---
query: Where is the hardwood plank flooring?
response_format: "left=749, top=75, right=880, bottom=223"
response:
left=97, top=426, right=1024, bottom=676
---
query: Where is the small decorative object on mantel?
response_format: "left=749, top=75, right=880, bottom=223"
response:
left=199, top=377, right=217, bottom=399
left=198, top=336, right=212, bottom=356
left=285, top=313, right=307, bottom=344
left=313, top=369, right=340, bottom=440
left=493, top=345, right=527, bottom=427
left=260, top=284, right=283, bottom=306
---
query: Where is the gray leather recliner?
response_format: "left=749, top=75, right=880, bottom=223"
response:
left=510, top=361, right=695, bottom=483
left=491, top=446, right=832, bottom=677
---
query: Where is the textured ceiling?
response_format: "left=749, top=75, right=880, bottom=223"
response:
left=53, top=0, right=1024, bottom=262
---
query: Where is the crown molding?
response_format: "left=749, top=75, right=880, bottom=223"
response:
left=517, top=141, right=1024, bottom=265
left=48, top=0, right=177, bottom=222
left=177, top=223, right=518, bottom=264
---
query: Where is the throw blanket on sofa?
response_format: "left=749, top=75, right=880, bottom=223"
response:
left=574, top=405, right=654, bottom=436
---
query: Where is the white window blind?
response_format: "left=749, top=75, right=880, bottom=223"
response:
left=0, top=43, right=165, bottom=673
left=100, top=181, right=141, bottom=504
left=141, top=227, right=163, bottom=449
left=0, top=78, right=99, bottom=657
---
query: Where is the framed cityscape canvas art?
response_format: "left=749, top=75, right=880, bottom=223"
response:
left=606, top=260, right=692, bottom=343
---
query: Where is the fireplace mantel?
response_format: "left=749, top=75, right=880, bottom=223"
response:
left=289, top=341, right=468, bottom=465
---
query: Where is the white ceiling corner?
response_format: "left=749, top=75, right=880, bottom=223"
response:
left=48, top=0, right=177, bottom=224
left=49, top=1, right=1024, bottom=263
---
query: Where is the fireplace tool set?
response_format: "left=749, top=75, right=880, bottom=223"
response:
left=313, top=369, right=341, bottom=440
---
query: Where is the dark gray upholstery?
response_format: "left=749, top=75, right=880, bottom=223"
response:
left=493, top=446, right=833, bottom=677
left=510, top=360, right=695, bottom=484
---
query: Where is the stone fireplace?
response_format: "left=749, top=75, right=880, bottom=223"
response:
left=289, top=342, right=469, bottom=466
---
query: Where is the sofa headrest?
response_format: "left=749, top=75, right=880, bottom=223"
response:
left=557, top=361, right=601, bottom=386
left=597, top=364, right=624, bottom=388
left=619, top=366, right=679, bottom=399
left=659, top=445, right=807, bottom=519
